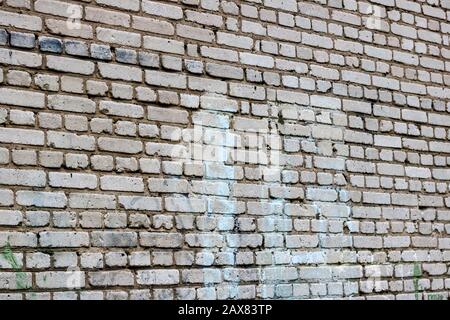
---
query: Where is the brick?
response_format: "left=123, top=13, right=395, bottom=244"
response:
left=137, top=270, right=179, bottom=285
left=98, top=63, right=142, bottom=82
left=314, top=157, right=345, bottom=170
left=96, top=27, right=141, bottom=47
left=311, top=95, right=341, bottom=110
left=267, top=25, right=301, bottom=42
left=240, top=53, right=274, bottom=68
left=39, top=232, right=88, bottom=247
left=46, top=19, right=93, bottom=39
left=0, top=189, right=14, bottom=206
left=35, top=0, right=81, bottom=17
left=0, top=10, right=42, bottom=31
left=391, top=194, right=418, bottom=207
left=306, top=188, right=338, bottom=202
left=47, top=131, right=96, bottom=151
left=177, top=24, right=214, bottom=42
left=265, top=267, right=298, bottom=281
left=96, top=0, right=140, bottom=11
left=185, top=10, right=223, bottom=27
left=145, top=70, right=186, bottom=89
left=206, top=63, right=243, bottom=80
left=91, top=231, right=137, bottom=247
left=200, top=96, right=238, bottom=113
left=0, top=0, right=446, bottom=300
left=165, top=197, right=206, bottom=213
left=0, top=232, right=37, bottom=247
left=85, top=7, right=130, bottom=27
left=118, top=196, right=162, bottom=211
left=331, top=10, right=361, bottom=26
left=277, top=90, right=309, bottom=105
left=201, top=46, right=238, bottom=62
left=90, top=44, right=112, bottom=60
left=217, top=32, right=253, bottom=50
left=383, top=236, right=411, bottom=249
left=0, top=210, right=22, bottom=226
left=10, top=32, right=35, bottom=48
left=148, top=178, right=189, bottom=193
left=0, top=272, right=32, bottom=289
left=48, top=95, right=96, bottom=114
left=353, top=236, right=383, bottom=249
left=342, top=70, right=371, bottom=85
left=189, top=76, right=227, bottom=94
left=432, top=169, right=450, bottom=181
left=0, top=169, right=46, bottom=187
left=89, top=271, right=134, bottom=287
left=97, top=137, right=143, bottom=154
left=140, top=232, right=183, bottom=248
left=230, top=83, right=265, bottom=100
left=100, top=176, right=144, bottom=192
left=143, top=36, right=184, bottom=54
left=302, top=32, right=333, bottom=49
left=374, top=135, right=402, bottom=148
left=17, top=191, right=66, bottom=208
left=311, top=65, right=339, bottom=80
left=65, top=40, right=89, bottom=56
left=343, top=100, right=372, bottom=114
left=99, top=101, right=144, bottom=119
left=36, top=271, right=85, bottom=289
left=373, top=76, right=399, bottom=90
left=286, top=235, right=319, bottom=248
left=365, top=45, right=392, bottom=61
left=394, top=51, right=419, bottom=66
left=132, top=16, right=174, bottom=35
left=49, top=173, right=97, bottom=190
left=182, top=269, right=221, bottom=284
left=0, top=48, right=42, bottom=68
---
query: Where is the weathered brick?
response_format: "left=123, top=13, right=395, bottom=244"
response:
left=48, top=95, right=96, bottom=114
left=118, top=196, right=162, bottom=211
left=47, top=131, right=95, bottom=151
left=142, top=0, right=183, bottom=20
left=100, top=175, right=144, bottom=192
left=0, top=169, right=46, bottom=187
left=140, top=232, right=183, bottom=248
left=89, top=271, right=134, bottom=287
left=36, top=271, right=85, bottom=289
left=145, top=70, right=186, bottom=89
left=137, top=270, right=179, bottom=285
left=46, top=19, right=93, bottom=39
left=0, top=88, right=45, bottom=108
left=0, top=128, right=45, bottom=146
left=47, top=56, right=95, bottom=75
left=98, top=137, right=143, bottom=154
left=91, top=231, right=137, bottom=247
left=99, top=101, right=144, bottom=119
left=69, top=193, right=116, bottom=209
left=97, top=27, right=141, bottom=47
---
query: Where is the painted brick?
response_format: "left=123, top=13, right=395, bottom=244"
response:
left=0, top=0, right=446, bottom=301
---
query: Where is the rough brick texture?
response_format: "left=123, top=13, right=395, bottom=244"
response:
left=0, top=0, right=449, bottom=300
